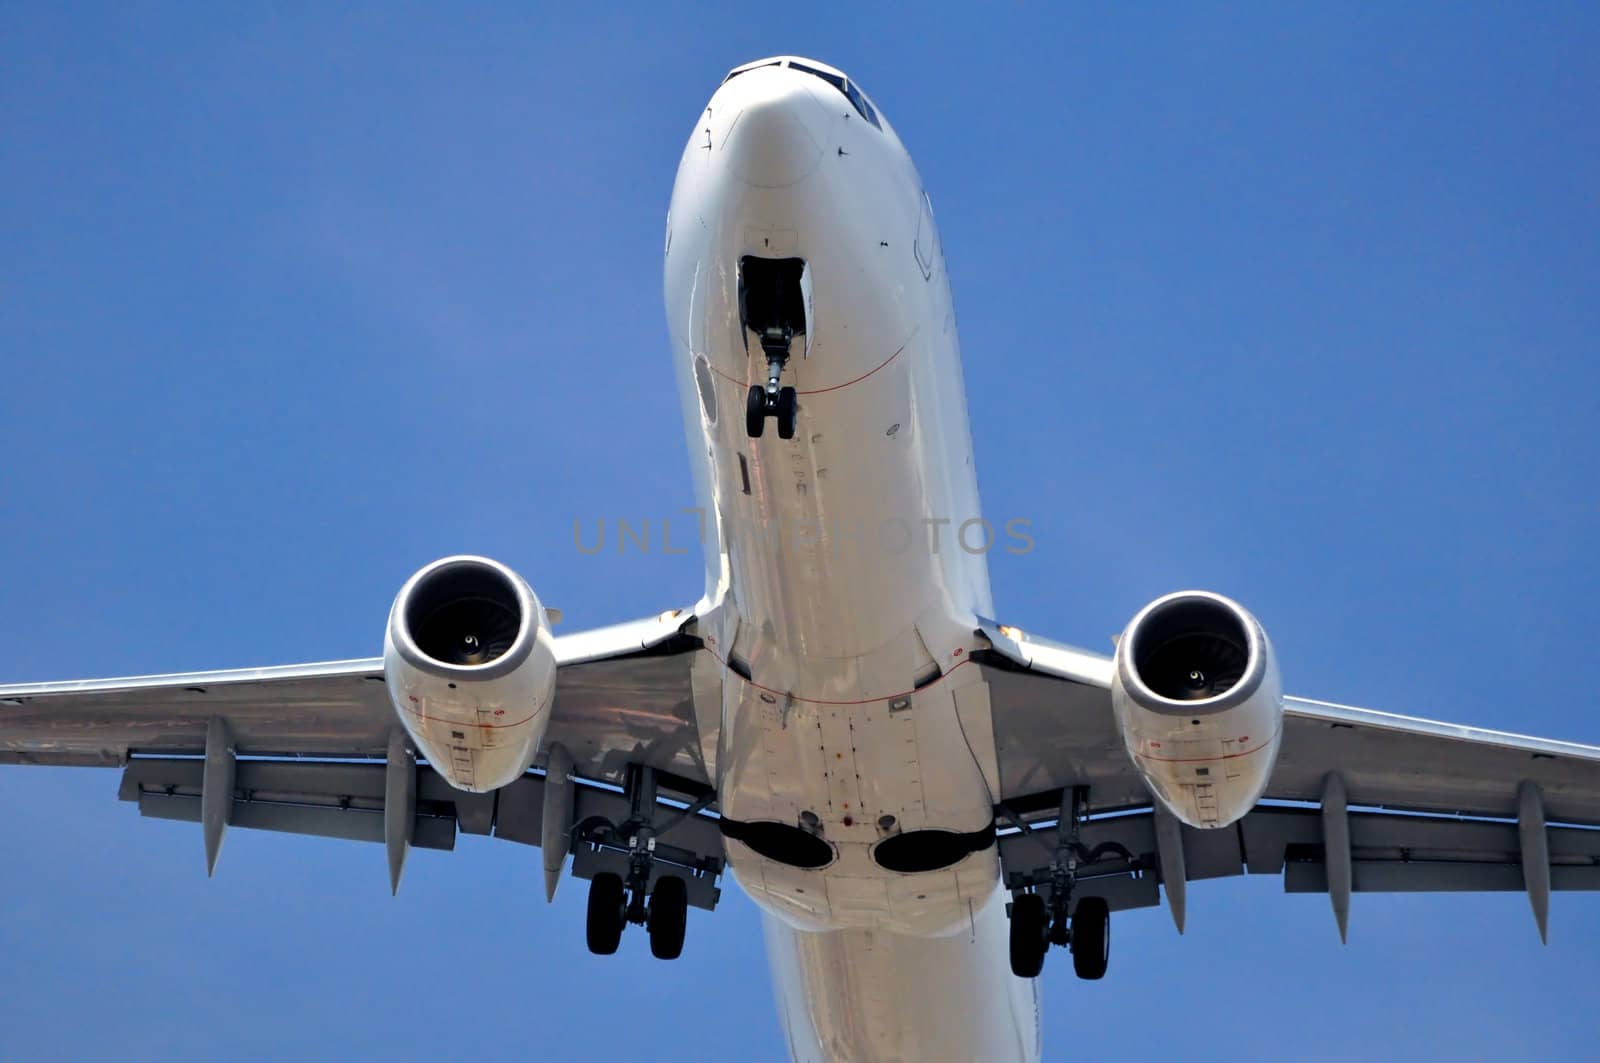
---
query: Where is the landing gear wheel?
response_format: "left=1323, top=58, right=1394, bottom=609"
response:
left=647, top=875, right=689, bottom=960
left=586, top=872, right=626, bottom=956
left=1008, top=893, right=1049, bottom=979
left=775, top=386, right=798, bottom=440
left=1070, top=896, right=1110, bottom=980
left=746, top=385, right=767, bottom=439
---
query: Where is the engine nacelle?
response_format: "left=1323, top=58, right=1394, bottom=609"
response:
left=1111, top=591, right=1283, bottom=829
left=383, top=555, right=558, bottom=793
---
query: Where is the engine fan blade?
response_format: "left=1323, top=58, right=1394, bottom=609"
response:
left=1142, top=632, right=1248, bottom=700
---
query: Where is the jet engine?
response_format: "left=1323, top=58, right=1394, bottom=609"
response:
left=383, top=555, right=558, bottom=793
left=1111, top=591, right=1283, bottom=829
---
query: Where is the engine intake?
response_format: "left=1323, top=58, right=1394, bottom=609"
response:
left=1125, top=595, right=1258, bottom=708
left=403, top=560, right=527, bottom=671
left=1112, top=591, right=1283, bottom=829
left=384, top=556, right=558, bottom=793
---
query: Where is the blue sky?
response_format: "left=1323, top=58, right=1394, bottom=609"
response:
left=2, top=4, right=1597, bottom=1059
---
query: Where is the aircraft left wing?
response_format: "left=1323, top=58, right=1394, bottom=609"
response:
left=0, top=610, right=727, bottom=901
left=976, top=623, right=1600, bottom=938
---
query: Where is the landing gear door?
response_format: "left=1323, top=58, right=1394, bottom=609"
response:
left=800, top=261, right=814, bottom=357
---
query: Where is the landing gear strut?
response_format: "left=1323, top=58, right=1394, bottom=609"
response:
left=581, top=764, right=691, bottom=960
left=745, top=326, right=798, bottom=440
left=1007, top=787, right=1112, bottom=980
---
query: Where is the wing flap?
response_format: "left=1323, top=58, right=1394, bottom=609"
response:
left=114, top=754, right=728, bottom=905
left=136, top=788, right=460, bottom=851
left=121, top=757, right=474, bottom=851
left=1285, top=860, right=1600, bottom=893
left=999, top=803, right=1600, bottom=925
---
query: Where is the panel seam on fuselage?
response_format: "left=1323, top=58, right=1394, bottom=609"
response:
left=701, top=644, right=975, bottom=706
left=706, top=338, right=909, bottom=396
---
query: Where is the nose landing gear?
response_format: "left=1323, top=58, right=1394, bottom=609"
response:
left=745, top=325, right=799, bottom=440
left=739, top=256, right=806, bottom=441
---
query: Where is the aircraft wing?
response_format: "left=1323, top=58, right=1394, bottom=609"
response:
left=0, top=610, right=727, bottom=901
left=977, top=624, right=1600, bottom=937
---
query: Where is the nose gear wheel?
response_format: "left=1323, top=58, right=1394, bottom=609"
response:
left=747, top=384, right=797, bottom=440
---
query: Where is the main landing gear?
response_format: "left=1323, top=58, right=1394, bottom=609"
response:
left=582, top=764, right=692, bottom=960
left=745, top=325, right=798, bottom=440
left=1007, top=787, right=1113, bottom=981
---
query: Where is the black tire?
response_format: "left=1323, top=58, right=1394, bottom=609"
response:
left=1008, top=893, right=1049, bottom=979
left=586, top=872, right=626, bottom=956
left=776, top=386, right=798, bottom=440
left=1070, top=896, right=1110, bottom=980
left=647, top=876, right=689, bottom=960
left=746, top=385, right=766, bottom=438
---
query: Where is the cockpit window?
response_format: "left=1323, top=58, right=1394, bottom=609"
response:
left=845, top=82, right=881, bottom=129
left=723, top=61, right=780, bottom=83
left=789, top=61, right=847, bottom=95
left=789, top=61, right=882, bottom=130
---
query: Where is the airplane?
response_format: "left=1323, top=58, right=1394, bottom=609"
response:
left=4, top=55, right=1599, bottom=1062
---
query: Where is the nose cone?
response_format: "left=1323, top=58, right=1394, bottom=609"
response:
left=724, top=71, right=830, bottom=188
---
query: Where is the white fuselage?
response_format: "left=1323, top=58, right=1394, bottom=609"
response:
left=664, top=61, right=1039, bottom=1062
